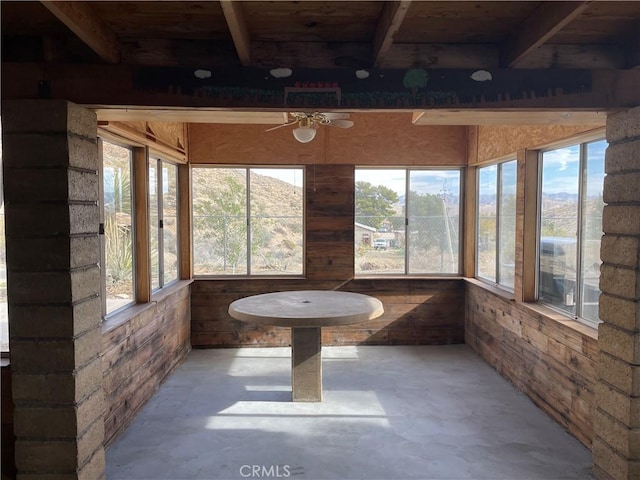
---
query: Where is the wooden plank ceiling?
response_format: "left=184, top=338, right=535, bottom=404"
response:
left=2, top=1, right=638, bottom=124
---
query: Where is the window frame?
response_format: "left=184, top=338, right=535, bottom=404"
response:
left=475, top=159, right=517, bottom=290
left=191, top=165, right=305, bottom=278
left=536, top=137, right=606, bottom=328
left=355, top=166, right=463, bottom=277
left=149, top=155, right=180, bottom=291
left=98, top=136, right=137, bottom=319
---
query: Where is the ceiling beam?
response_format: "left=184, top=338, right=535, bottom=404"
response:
left=501, top=1, right=591, bottom=68
left=625, top=21, right=640, bottom=69
left=220, top=0, right=251, bottom=66
left=40, top=1, right=120, bottom=63
left=373, top=1, right=412, bottom=68
left=4, top=63, right=640, bottom=112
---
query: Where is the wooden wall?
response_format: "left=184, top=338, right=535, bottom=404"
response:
left=465, top=282, right=597, bottom=447
left=193, top=278, right=465, bottom=347
left=1, top=361, right=15, bottom=479
left=102, top=283, right=191, bottom=446
left=188, top=113, right=467, bottom=166
left=191, top=162, right=465, bottom=347
left=189, top=118, right=467, bottom=347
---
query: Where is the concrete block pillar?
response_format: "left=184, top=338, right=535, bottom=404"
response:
left=1, top=100, right=105, bottom=479
left=595, top=105, right=640, bottom=480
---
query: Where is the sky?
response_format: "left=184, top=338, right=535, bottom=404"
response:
left=253, top=168, right=304, bottom=188
left=256, top=138, right=606, bottom=198
left=541, top=139, right=606, bottom=195
left=478, top=160, right=517, bottom=197
left=355, top=169, right=461, bottom=198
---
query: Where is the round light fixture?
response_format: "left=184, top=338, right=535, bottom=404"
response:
left=292, top=126, right=317, bottom=143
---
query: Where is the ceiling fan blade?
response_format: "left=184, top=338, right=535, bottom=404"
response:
left=265, top=121, right=297, bottom=132
left=322, top=112, right=350, bottom=120
left=328, top=119, right=354, bottom=128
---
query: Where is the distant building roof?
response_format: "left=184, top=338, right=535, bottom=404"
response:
left=355, top=222, right=376, bottom=232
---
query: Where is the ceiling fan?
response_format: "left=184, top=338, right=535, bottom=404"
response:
left=266, top=112, right=354, bottom=143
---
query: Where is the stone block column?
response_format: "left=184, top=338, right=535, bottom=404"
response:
left=595, top=105, right=640, bottom=480
left=2, top=100, right=105, bottom=479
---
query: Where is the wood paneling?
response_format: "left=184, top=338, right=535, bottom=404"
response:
left=178, top=164, right=192, bottom=279
left=473, top=124, right=603, bottom=165
left=304, top=164, right=354, bottom=281
left=102, top=283, right=191, bottom=446
left=465, top=281, right=598, bottom=447
left=188, top=114, right=467, bottom=166
left=191, top=278, right=465, bottom=348
left=521, top=150, right=539, bottom=302
left=1, top=362, right=16, bottom=479
left=463, top=166, right=476, bottom=277
left=133, top=147, right=151, bottom=303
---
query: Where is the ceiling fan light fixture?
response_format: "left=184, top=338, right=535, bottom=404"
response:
left=292, top=126, right=316, bottom=143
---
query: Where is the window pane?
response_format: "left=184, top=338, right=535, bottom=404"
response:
left=149, top=161, right=160, bottom=290
left=408, top=170, right=460, bottom=274
left=539, top=146, right=580, bottom=315
left=355, top=170, right=405, bottom=274
left=250, top=169, right=303, bottom=275
left=477, top=165, right=497, bottom=282
left=162, top=163, right=179, bottom=284
left=192, top=168, right=247, bottom=275
left=498, top=161, right=517, bottom=289
left=579, top=140, right=606, bottom=323
left=103, top=141, right=134, bottom=313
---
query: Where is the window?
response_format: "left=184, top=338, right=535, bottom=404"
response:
left=0, top=121, right=7, bottom=353
left=477, top=160, right=517, bottom=289
left=150, top=158, right=179, bottom=290
left=538, top=139, right=606, bottom=326
left=355, top=168, right=461, bottom=275
left=192, top=167, right=304, bottom=276
left=100, top=140, right=135, bottom=315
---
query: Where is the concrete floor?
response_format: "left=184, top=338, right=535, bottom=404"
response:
left=106, top=345, right=593, bottom=480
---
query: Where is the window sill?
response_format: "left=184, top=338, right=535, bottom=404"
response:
left=102, top=279, right=193, bottom=334
left=519, top=301, right=598, bottom=341
left=465, top=277, right=515, bottom=301
left=354, top=275, right=465, bottom=280
left=193, top=275, right=306, bottom=281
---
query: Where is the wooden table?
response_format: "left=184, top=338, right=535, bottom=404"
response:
left=228, top=290, right=384, bottom=402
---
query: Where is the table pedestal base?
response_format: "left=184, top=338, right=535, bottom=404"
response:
left=291, top=327, right=322, bottom=402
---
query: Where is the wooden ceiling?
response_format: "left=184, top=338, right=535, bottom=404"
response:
left=2, top=1, right=638, bottom=124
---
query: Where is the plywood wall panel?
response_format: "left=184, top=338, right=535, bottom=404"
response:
left=327, top=114, right=467, bottom=166
left=474, top=124, right=602, bottom=164
left=147, top=121, right=186, bottom=152
left=189, top=122, right=325, bottom=165
left=188, top=113, right=467, bottom=166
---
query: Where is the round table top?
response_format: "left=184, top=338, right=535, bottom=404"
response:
left=228, top=290, right=384, bottom=328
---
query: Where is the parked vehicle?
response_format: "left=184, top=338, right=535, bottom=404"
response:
left=373, top=239, right=388, bottom=250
